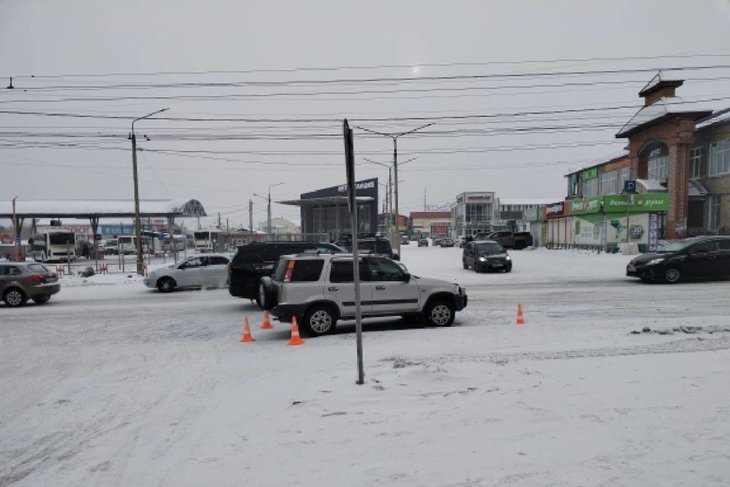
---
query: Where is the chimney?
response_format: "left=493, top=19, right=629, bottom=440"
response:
left=639, top=72, right=684, bottom=106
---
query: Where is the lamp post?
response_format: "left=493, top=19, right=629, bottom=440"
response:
left=363, top=157, right=415, bottom=238
left=131, top=107, right=168, bottom=275
left=254, top=182, right=284, bottom=238
left=357, top=124, right=433, bottom=254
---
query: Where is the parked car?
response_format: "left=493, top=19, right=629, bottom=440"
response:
left=144, top=253, right=230, bottom=292
left=440, top=237, right=455, bottom=247
left=0, top=261, right=60, bottom=307
left=228, top=241, right=344, bottom=305
left=335, top=234, right=399, bottom=261
left=432, top=236, right=443, bottom=246
left=485, top=231, right=534, bottom=250
left=462, top=240, right=512, bottom=273
left=626, top=236, right=730, bottom=283
left=258, top=253, right=468, bottom=336
left=418, top=238, right=429, bottom=247
left=401, top=236, right=410, bottom=245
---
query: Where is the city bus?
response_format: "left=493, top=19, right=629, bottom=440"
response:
left=193, top=229, right=220, bottom=253
left=30, top=230, right=77, bottom=262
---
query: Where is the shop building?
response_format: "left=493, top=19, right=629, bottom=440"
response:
left=409, top=211, right=451, bottom=238
left=452, top=191, right=498, bottom=238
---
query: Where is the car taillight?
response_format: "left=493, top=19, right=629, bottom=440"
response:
left=27, top=274, right=44, bottom=283
left=283, top=260, right=295, bottom=282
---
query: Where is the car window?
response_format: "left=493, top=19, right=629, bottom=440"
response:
left=690, top=241, right=716, bottom=253
left=208, top=256, right=229, bottom=265
left=28, top=264, right=50, bottom=273
left=3, top=266, right=21, bottom=276
left=367, top=258, right=405, bottom=282
left=329, top=260, right=369, bottom=283
left=717, top=239, right=730, bottom=250
left=182, top=257, right=205, bottom=268
left=288, top=260, right=324, bottom=282
left=476, top=242, right=505, bottom=254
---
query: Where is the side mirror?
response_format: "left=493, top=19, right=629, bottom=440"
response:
left=402, top=272, right=411, bottom=283
left=392, top=253, right=400, bottom=261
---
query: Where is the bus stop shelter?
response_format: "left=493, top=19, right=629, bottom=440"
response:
left=0, top=198, right=206, bottom=260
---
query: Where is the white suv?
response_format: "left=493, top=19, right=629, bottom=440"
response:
left=259, top=253, right=468, bottom=336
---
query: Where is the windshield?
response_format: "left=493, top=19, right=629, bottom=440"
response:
left=656, top=240, right=693, bottom=252
left=476, top=242, right=505, bottom=254
left=48, top=233, right=75, bottom=245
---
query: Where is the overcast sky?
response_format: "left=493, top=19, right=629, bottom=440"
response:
left=2, top=0, right=730, bottom=229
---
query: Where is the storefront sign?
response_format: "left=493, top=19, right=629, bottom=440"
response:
left=567, top=194, right=669, bottom=215
left=466, top=193, right=493, bottom=202
left=544, top=202, right=565, bottom=218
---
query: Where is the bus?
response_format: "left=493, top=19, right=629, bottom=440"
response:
left=193, top=230, right=220, bottom=253
left=30, top=230, right=76, bottom=262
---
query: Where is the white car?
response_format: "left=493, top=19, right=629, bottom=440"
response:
left=259, top=253, right=468, bottom=336
left=144, top=254, right=230, bottom=292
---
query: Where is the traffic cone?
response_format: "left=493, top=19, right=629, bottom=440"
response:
left=240, top=316, right=255, bottom=343
left=287, top=317, right=304, bottom=346
left=260, top=311, right=274, bottom=330
left=516, top=303, right=525, bottom=326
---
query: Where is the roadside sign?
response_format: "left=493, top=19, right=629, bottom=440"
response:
left=623, top=179, right=637, bottom=194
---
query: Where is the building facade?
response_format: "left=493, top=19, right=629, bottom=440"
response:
left=409, top=211, right=451, bottom=237
left=452, top=191, right=498, bottom=238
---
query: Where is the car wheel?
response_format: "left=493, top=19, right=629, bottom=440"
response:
left=424, top=299, right=455, bottom=327
left=303, top=304, right=337, bottom=336
left=157, top=277, right=177, bottom=293
left=504, top=264, right=512, bottom=273
left=3, top=288, right=27, bottom=307
left=663, top=268, right=681, bottom=284
left=33, top=295, right=51, bottom=304
left=258, top=277, right=278, bottom=311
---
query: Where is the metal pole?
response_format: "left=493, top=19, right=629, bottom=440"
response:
left=249, top=199, right=253, bottom=240
left=267, top=190, right=272, bottom=238
left=131, top=107, right=168, bottom=276
left=393, top=137, right=399, bottom=252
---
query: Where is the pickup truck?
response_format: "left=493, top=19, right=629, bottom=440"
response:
left=482, top=231, right=533, bottom=250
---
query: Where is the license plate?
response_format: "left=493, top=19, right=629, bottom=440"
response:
left=492, top=263, right=503, bottom=267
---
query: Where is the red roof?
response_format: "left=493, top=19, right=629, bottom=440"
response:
left=410, top=211, right=451, bottom=219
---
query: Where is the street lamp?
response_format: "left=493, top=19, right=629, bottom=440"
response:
left=254, top=182, right=284, bottom=237
left=131, top=107, right=168, bottom=275
left=363, top=157, right=415, bottom=234
left=357, top=122, right=433, bottom=254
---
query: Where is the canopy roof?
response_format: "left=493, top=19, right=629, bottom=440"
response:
left=0, top=199, right=206, bottom=219
left=278, top=196, right=374, bottom=207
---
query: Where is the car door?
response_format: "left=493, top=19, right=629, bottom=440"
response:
left=326, top=258, right=372, bottom=319
left=684, top=240, right=718, bottom=278
left=206, top=255, right=230, bottom=288
left=177, top=256, right=206, bottom=287
left=716, top=239, right=730, bottom=277
left=367, top=257, right=420, bottom=315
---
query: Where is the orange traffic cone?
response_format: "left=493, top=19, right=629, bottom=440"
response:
left=287, top=317, right=304, bottom=346
left=260, top=311, right=274, bottom=330
left=516, top=303, right=525, bottom=326
left=240, top=316, right=255, bottom=343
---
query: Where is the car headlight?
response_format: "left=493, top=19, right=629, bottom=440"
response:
left=479, top=256, right=486, bottom=262
left=506, top=256, right=511, bottom=261
left=647, top=258, right=665, bottom=265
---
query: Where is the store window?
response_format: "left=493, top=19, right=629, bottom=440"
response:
left=689, top=146, right=703, bottom=179
left=709, top=139, right=730, bottom=176
left=708, top=195, right=721, bottom=231
left=600, top=170, right=618, bottom=195
left=583, top=178, right=599, bottom=197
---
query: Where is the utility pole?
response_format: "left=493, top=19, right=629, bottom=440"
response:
left=249, top=199, right=253, bottom=238
left=362, top=155, right=418, bottom=247
left=130, top=107, right=168, bottom=276
left=357, top=124, right=433, bottom=254
left=254, top=182, right=283, bottom=239
left=11, top=196, right=20, bottom=261
left=217, top=212, right=222, bottom=229
left=424, top=188, right=427, bottom=211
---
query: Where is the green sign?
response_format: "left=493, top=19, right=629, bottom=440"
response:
left=567, top=193, right=669, bottom=215
left=582, top=167, right=598, bottom=180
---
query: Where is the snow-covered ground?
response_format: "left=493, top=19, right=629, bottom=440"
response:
left=1, top=247, right=729, bottom=486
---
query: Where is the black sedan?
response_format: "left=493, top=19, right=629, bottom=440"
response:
left=626, top=236, right=730, bottom=283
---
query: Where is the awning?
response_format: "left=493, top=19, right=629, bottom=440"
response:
left=688, top=180, right=710, bottom=198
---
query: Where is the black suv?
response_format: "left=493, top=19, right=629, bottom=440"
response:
left=228, top=241, right=343, bottom=306
left=334, top=233, right=399, bottom=260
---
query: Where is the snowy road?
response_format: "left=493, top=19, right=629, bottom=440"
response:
left=1, top=247, right=729, bottom=486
